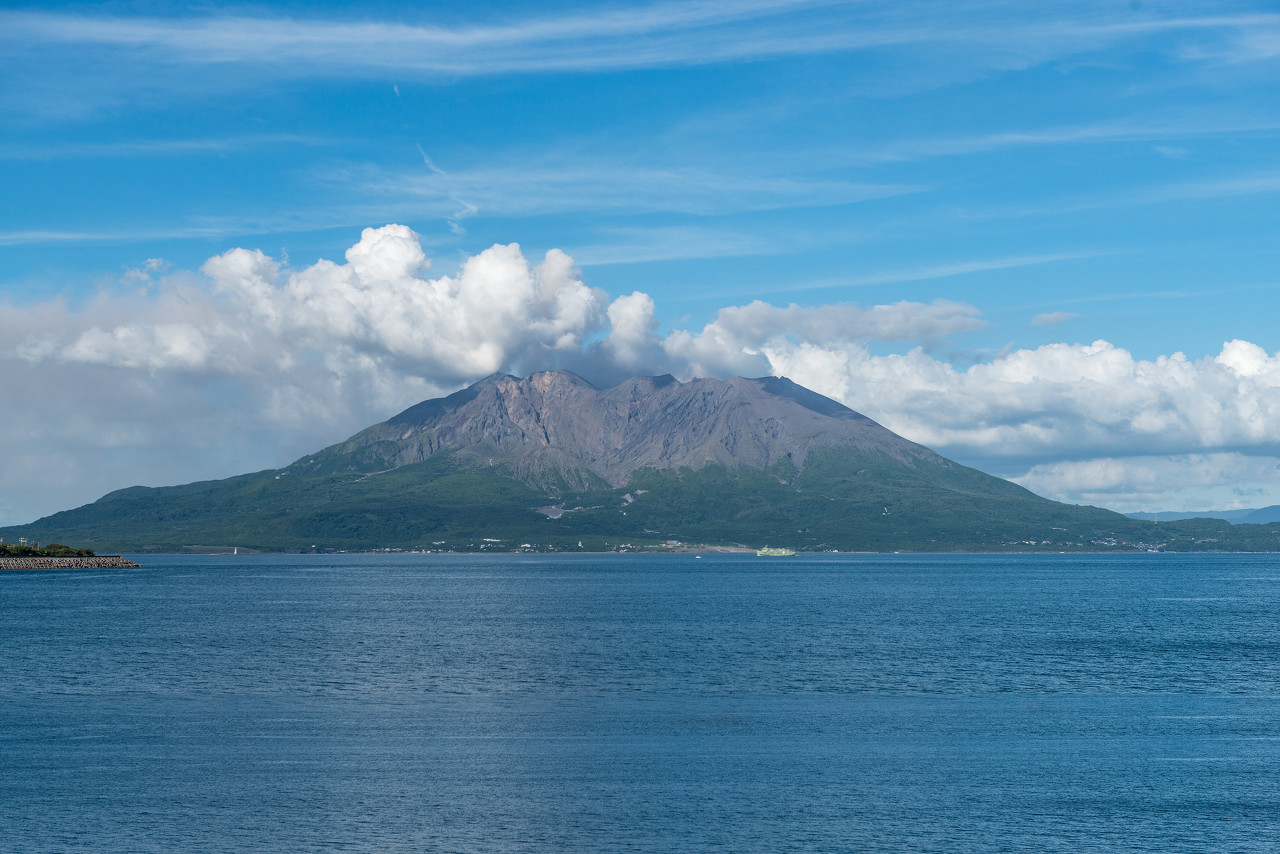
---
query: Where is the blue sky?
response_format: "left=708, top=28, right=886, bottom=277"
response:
left=3, top=0, right=1280, bottom=525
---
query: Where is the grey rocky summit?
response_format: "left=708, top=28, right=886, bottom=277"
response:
left=316, top=369, right=953, bottom=490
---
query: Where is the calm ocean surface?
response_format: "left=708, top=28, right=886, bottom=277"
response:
left=2, top=552, right=1278, bottom=852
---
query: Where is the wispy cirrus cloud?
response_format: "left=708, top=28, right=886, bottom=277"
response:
left=0, top=227, right=231, bottom=247
left=0, top=2, right=931, bottom=78
left=1142, top=171, right=1280, bottom=203
left=343, top=156, right=926, bottom=219
left=1031, top=311, right=1076, bottom=326
left=566, top=225, right=789, bottom=266
left=962, top=169, right=1280, bottom=223
left=0, top=133, right=328, bottom=161
left=4, top=2, right=1276, bottom=83
left=773, top=251, right=1113, bottom=295
left=5, top=152, right=910, bottom=255
left=847, top=115, right=1280, bottom=163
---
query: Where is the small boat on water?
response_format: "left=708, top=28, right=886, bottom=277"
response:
left=756, top=546, right=796, bottom=557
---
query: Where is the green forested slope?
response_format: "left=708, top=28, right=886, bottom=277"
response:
left=6, top=445, right=1277, bottom=553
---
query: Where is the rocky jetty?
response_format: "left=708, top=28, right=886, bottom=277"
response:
left=0, top=556, right=140, bottom=569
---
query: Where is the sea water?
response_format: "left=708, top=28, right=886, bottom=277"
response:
left=2, top=552, right=1278, bottom=852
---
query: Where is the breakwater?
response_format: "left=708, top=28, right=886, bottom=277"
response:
left=0, top=556, right=141, bottom=570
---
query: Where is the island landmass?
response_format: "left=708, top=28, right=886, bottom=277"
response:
left=6, top=371, right=1280, bottom=555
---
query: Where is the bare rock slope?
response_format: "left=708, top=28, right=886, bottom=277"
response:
left=314, top=370, right=953, bottom=489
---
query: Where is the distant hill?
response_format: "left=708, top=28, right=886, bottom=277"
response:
left=1240, top=505, right=1280, bottom=524
left=5, top=371, right=1279, bottom=553
left=1127, top=510, right=1257, bottom=524
left=1127, top=506, right=1280, bottom=525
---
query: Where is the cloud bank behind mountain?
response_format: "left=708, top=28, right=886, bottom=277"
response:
left=5, top=224, right=1278, bottom=525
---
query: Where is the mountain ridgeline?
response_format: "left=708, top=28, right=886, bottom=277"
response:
left=319, top=371, right=953, bottom=490
left=7, top=371, right=1278, bottom=552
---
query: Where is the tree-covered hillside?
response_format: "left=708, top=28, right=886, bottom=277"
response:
left=5, top=447, right=1277, bottom=553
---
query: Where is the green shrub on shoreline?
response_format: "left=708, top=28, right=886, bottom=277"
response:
left=0, top=543, right=95, bottom=558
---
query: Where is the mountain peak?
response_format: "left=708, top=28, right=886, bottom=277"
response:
left=331, top=371, right=933, bottom=489
left=13, top=370, right=1206, bottom=553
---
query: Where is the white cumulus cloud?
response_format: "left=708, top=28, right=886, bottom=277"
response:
left=200, top=225, right=609, bottom=382
left=1014, top=454, right=1280, bottom=513
left=758, top=338, right=1280, bottom=465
